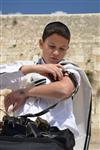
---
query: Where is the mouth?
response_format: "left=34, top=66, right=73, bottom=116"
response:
left=50, top=57, right=59, bottom=61
left=49, top=57, right=59, bottom=63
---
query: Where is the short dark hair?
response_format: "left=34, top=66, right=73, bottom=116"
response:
left=42, top=21, right=71, bottom=41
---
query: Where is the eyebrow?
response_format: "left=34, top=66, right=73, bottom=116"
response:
left=48, top=42, right=67, bottom=48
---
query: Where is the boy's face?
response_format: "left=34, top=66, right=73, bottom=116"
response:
left=39, top=33, right=69, bottom=64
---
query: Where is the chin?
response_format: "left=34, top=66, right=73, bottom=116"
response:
left=49, top=59, right=59, bottom=64
left=50, top=61, right=58, bottom=64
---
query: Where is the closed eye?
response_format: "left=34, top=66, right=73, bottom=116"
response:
left=59, top=48, right=66, bottom=51
left=49, top=45, right=56, bottom=49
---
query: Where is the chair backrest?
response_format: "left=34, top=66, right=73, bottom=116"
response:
left=73, top=69, right=92, bottom=150
left=0, top=71, right=23, bottom=90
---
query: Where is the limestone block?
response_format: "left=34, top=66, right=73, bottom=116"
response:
left=92, top=114, right=100, bottom=124
left=91, top=124, right=100, bottom=144
left=96, top=101, right=100, bottom=114
left=93, top=48, right=100, bottom=55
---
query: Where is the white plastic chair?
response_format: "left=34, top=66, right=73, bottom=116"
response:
left=73, top=69, right=92, bottom=150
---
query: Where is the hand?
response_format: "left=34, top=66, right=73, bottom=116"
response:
left=4, top=89, right=28, bottom=112
left=35, top=64, right=64, bottom=81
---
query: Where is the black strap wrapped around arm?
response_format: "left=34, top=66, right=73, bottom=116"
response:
left=63, top=71, right=78, bottom=88
left=63, top=70, right=79, bottom=98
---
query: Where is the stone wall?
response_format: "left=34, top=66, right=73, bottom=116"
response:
left=0, top=14, right=100, bottom=147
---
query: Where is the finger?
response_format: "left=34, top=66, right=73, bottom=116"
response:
left=51, top=70, right=57, bottom=80
left=4, top=96, right=11, bottom=112
left=13, top=102, right=18, bottom=111
left=51, top=65, right=63, bottom=80
left=56, top=64, right=65, bottom=79
left=55, top=68, right=63, bottom=80
left=48, top=66, right=62, bottom=81
left=7, top=104, right=14, bottom=115
left=56, top=64, right=63, bottom=68
left=4, top=93, right=15, bottom=112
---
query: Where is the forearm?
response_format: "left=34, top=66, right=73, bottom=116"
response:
left=4, top=76, right=75, bottom=111
left=20, top=65, right=37, bottom=75
left=25, top=76, right=74, bottom=100
left=20, top=64, right=64, bottom=81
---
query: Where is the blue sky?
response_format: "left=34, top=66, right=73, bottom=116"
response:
left=0, top=0, right=100, bottom=14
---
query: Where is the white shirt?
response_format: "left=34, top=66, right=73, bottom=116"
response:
left=0, top=59, right=81, bottom=136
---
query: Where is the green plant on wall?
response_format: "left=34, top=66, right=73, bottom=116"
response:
left=85, top=70, right=94, bottom=84
left=12, top=18, right=18, bottom=26
left=97, top=88, right=100, bottom=98
left=12, top=44, right=16, bottom=48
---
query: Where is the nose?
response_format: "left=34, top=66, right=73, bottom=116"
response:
left=53, top=50, right=59, bottom=56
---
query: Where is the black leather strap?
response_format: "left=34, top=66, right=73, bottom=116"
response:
left=63, top=70, right=78, bottom=88
left=20, top=103, right=58, bottom=118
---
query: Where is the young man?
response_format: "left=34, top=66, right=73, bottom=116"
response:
left=4, top=21, right=81, bottom=150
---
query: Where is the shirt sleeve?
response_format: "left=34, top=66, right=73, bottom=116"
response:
left=63, top=64, right=81, bottom=87
left=0, top=60, right=34, bottom=73
left=65, top=68, right=81, bottom=87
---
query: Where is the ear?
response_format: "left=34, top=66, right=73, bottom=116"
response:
left=39, top=39, right=43, bottom=49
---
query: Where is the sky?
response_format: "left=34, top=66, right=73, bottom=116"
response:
left=0, top=0, right=100, bottom=14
